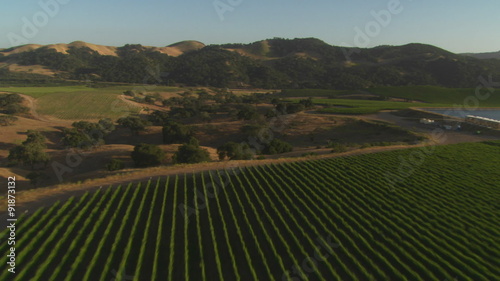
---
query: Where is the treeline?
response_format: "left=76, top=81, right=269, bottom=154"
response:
left=4, top=38, right=500, bottom=89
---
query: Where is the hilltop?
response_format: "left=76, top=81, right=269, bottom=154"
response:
left=1, top=38, right=500, bottom=89
left=0, top=40, right=205, bottom=57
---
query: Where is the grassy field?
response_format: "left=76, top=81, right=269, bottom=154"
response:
left=283, top=86, right=500, bottom=115
left=313, top=99, right=430, bottom=114
left=279, top=89, right=349, bottom=98
left=35, top=91, right=139, bottom=120
left=0, top=85, right=182, bottom=120
left=370, top=85, right=500, bottom=106
left=1, top=141, right=498, bottom=280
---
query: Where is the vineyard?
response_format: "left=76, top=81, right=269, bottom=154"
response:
left=1, top=142, right=499, bottom=280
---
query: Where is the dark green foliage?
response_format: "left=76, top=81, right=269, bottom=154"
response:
left=123, top=90, right=136, bottom=97
left=23, top=130, right=46, bottom=145
left=117, top=116, right=151, bottom=135
left=262, top=138, right=293, bottom=155
left=105, top=159, right=125, bottom=171
left=148, top=110, right=172, bottom=126
left=97, top=118, right=115, bottom=134
left=162, top=122, right=192, bottom=144
left=299, top=97, right=314, bottom=108
left=0, top=93, right=28, bottom=115
left=237, top=105, right=259, bottom=120
left=131, top=143, right=165, bottom=167
left=8, top=131, right=50, bottom=169
left=327, top=142, right=349, bottom=153
left=3, top=103, right=29, bottom=114
left=172, top=137, right=211, bottom=164
left=144, top=96, right=156, bottom=104
left=26, top=171, right=48, bottom=187
left=274, top=102, right=305, bottom=114
left=62, top=119, right=114, bottom=148
left=0, top=93, right=23, bottom=106
left=217, top=142, right=253, bottom=160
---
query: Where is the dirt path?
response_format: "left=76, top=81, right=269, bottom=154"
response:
left=18, top=94, right=72, bottom=124
left=0, top=143, right=427, bottom=222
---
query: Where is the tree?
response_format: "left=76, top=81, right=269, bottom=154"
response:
left=237, top=105, right=259, bottom=120
left=0, top=93, right=23, bottom=106
left=131, top=143, right=165, bottom=167
left=26, top=171, right=48, bottom=187
left=262, top=139, right=293, bottom=155
left=62, top=119, right=113, bottom=148
left=173, top=137, right=211, bottom=164
left=148, top=110, right=172, bottom=126
left=8, top=131, right=50, bottom=169
left=217, top=142, right=253, bottom=160
left=117, top=116, right=151, bottom=135
left=299, top=97, right=314, bottom=108
left=23, top=130, right=46, bottom=145
left=98, top=118, right=116, bottom=134
left=4, top=104, right=29, bottom=115
left=162, top=121, right=192, bottom=144
left=144, top=95, right=155, bottom=104
left=199, top=111, right=212, bottom=123
left=105, top=159, right=125, bottom=171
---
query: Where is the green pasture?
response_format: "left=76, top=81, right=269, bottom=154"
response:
left=0, top=85, right=182, bottom=120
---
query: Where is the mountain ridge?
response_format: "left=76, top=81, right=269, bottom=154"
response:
left=1, top=38, right=500, bottom=89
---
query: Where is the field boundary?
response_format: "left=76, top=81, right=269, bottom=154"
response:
left=0, top=144, right=428, bottom=218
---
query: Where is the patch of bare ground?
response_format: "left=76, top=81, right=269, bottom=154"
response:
left=362, top=110, right=500, bottom=145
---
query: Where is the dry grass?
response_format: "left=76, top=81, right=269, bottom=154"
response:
left=0, top=143, right=426, bottom=213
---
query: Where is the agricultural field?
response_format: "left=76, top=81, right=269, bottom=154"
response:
left=0, top=86, right=182, bottom=120
left=284, top=86, right=500, bottom=115
left=313, top=99, right=436, bottom=115
left=370, top=86, right=500, bottom=106
left=1, top=141, right=499, bottom=281
left=35, top=91, right=139, bottom=120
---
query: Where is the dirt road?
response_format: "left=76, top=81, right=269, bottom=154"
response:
left=0, top=143, right=428, bottom=223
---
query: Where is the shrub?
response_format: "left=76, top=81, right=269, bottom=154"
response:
left=131, top=143, right=165, bottom=167
left=4, top=103, right=29, bottom=115
left=173, top=137, right=211, bottom=164
left=217, top=142, right=253, bottom=160
left=148, top=110, right=172, bottom=126
left=262, top=139, right=293, bottom=155
left=117, top=116, right=151, bottom=135
left=26, top=171, right=48, bottom=187
left=106, top=159, right=125, bottom=171
left=162, top=121, right=192, bottom=144
left=237, top=105, right=259, bottom=120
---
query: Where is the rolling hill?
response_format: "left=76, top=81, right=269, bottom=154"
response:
left=462, top=50, right=500, bottom=60
left=1, top=38, right=500, bottom=89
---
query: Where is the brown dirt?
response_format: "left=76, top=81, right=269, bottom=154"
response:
left=0, top=143, right=425, bottom=218
left=362, top=111, right=500, bottom=145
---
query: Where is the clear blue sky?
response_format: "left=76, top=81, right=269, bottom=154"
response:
left=2, top=0, right=499, bottom=53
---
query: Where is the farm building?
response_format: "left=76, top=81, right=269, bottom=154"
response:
left=465, top=115, right=500, bottom=129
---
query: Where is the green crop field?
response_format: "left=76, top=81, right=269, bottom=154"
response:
left=279, top=89, right=349, bottom=98
left=370, top=86, right=500, bottom=106
left=35, top=91, right=140, bottom=120
left=313, top=99, right=438, bottom=115
left=283, top=86, right=500, bottom=114
left=0, top=85, right=182, bottom=120
left=1, top=142, right=499, bottom=280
